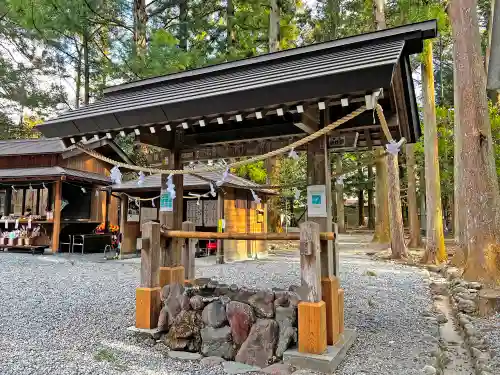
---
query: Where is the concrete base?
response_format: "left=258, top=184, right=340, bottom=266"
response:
left=283, top=328, right=357, bottom=374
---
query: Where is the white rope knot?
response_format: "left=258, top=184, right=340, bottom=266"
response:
left=293, top=187, right=300, bottom=200
left=288, top=148, right=299, bottom=160
left=216, top=167, right=229, bottom=187
left=209, top=182, right=216, bottom=197
left=386, top=139, right=405, bottom=156
left=250, top=189, right=261, bottom=204
left=137, top=171, right=145, bottom=186
left=110, top=166, right=122, bottom=184
left=166, top=174, right=176, bottom=200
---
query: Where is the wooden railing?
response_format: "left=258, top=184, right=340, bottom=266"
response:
left=160, top=229, right=335, bottom=241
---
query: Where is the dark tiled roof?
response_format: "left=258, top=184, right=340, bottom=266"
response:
left=0, top=138, right=66, bottom=156
left=36, top=21, right=437, bottom=139
left=0, top=167, right=110, bottom=183
left=112, top=171, right=272, bottom=193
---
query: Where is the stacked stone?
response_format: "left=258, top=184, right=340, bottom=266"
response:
left=156, top=278, right=301, bottom=368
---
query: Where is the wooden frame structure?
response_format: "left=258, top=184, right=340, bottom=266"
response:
left=0, top=138, right=131, bottom=253
left=37, top=21, right=437, bottom=355
left=111, top=171, right=273, bottom=262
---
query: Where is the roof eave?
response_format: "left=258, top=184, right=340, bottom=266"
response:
left=103, top=20, right=437, bottom=96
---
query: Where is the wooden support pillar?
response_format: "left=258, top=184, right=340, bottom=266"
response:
left=119, top=194, right=127, bottom=259
left=51, top=179, right=62, bottom=253
left=21, top=189, right=26, bottom=215
left=306, top=109, right=334, bottom=277
left=181, top=221, right=196, bottom=282
left=4, top=188, right=11, bottom=216
left=159, top=130, right=185, bottom=286
left=35, top=188, right=41, bottom=215
left=104, top=188, right=110, bottom=232
left=216, top=192, right=224, bottom=264
left=298, top=221, right=327, bottom=354
left=136, top=221, right=161, bottom=329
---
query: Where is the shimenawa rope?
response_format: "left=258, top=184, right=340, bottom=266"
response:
left=75, top=106, right=368, bottom=175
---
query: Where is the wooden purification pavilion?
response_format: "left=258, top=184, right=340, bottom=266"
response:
left=37, top=20, right=437, bottom=363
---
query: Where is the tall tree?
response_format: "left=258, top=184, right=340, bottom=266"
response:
left=448, top=0, right=500, bottom=283
left=373, top=0, right=407, bottom=257
left=406, top=143, right=422, bottom=247
left=421, top=40, right=447, bottom=263
left=269, top=0, right=280, bottom=52
left=133, top=0, right=148, bottom=60
left=371, top=0, right=390, bottom=244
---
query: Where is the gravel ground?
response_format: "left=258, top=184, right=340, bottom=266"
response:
left=470, top=313, right=500, bottom=373
left=0, top=241, right=436, bottom=375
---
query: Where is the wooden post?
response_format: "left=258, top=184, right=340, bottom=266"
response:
left=136, top=221, right=161, bottom=329
left=51, top=179, right=62, bottom=253
left=306, top=110, right=334, bottom=277
left=159, top=130, right=185, bottom=286
left=4, top=188, right=11, bottom=216
left=216, top=192, right=224, bottom=264
left=104, top=188, right=110, bottom=232
left=298, top=221, right=327, bottom=354
left=181, top=221, right=196, bottom=282
left=119, top=194, right=127, bottom=259
left=21, top=189, right=26, bottom=215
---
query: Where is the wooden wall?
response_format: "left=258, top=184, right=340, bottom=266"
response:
left=64, top=154, right=119, bottom=226
left=223, top=187, right=268, bottom=261
left=61, top=154, right=111, bottom=176
left=0, top=154, right=59, bottom=169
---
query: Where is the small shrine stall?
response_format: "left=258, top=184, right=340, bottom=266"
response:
left=111, top=171, right=272, bottom=262
left=0, top=138, right=131, bottom=253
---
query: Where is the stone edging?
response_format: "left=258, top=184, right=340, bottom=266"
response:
left=428, top=266, right=494, bottom=375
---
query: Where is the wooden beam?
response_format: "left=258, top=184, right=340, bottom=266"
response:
left=161, top=229, right=335, bottom=241
left=293, top=121, right=316, bottom=134
left=51, top=179, right=62, bottom=253
left=185, top=122, right=304, bottom=145
left=180, top=138, right=303, bottom=162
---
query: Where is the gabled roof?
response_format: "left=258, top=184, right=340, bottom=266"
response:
left=0, top=137, right=132, bottom=164
left=0, top=167, right=110, bottom=184
left=112, top=171, right=273, bottom=194
left=36, top=20, right=437, bottom=146
left=0, top=138, right=66, bottom=156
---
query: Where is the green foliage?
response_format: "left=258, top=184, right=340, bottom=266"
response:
left=232, top=161, right=267, bottom=184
